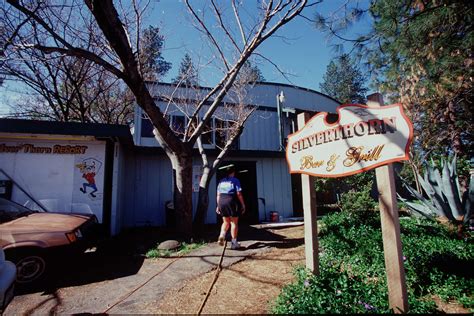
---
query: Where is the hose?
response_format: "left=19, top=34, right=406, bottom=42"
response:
left=197, top=241, right=227, bottom=315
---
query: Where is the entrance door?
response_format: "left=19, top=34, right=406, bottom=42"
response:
left=216, top=161, right=259, bottom=224
left=291, top=174, right=303, bottom=217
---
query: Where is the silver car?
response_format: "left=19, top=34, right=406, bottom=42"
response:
left=0, top=247, right=16, bottom=313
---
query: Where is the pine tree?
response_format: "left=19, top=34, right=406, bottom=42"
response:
left=319, top=54, right=367, bottom=104
left=316, top=0, right=473, bottom=156
left=235, top=60, right=265, bottom=85
left=317, top=54, right=370, bottom=206
left=364, top=0, right=473, bottom=156
left=139, top=26, right=172, bottom=81
left=172, top=53, right=199, bottom=87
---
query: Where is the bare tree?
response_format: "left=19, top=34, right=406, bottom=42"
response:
left=3, top=0, right=309, bottom=237
left=1, top=9, right=170, bottom=124
left=157, top=70, right=258, bottom=229
left=4, top=51, right=135, bottom=124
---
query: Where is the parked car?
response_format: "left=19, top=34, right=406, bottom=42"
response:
left=0, top=198, right=98, bottom=283
left=0, top=248, right=16, bottom=313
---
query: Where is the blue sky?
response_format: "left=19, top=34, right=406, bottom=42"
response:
left=152, top=0, right=371, bottom=89
left=0, top=0, right=371, bottom=116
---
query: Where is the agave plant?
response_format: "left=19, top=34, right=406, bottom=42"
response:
left=398, top=155, right=473, bottom=225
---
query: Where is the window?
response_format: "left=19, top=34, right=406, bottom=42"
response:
left=201, top=118, right=214, bottom=145
left=140, top=113, right=240, bottom=149
left=171, top=115, right=186, bottom=140
left=141, top=114, right=154, bottom=138
left=215, top=119, right=239, bottom=150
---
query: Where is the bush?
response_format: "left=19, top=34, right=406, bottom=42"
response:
left=340, top=184, right=378, bottom=215
left=272, top=211, right=473, bottom=314
left=315, top=171, right=376, bottom=206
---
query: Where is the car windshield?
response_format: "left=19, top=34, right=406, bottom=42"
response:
left=0, top=198, right=39, bottom=224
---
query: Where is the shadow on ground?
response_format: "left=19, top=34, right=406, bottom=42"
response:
left=14, top=223, right=301, bottom=295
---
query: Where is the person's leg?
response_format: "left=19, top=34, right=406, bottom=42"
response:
left=230, top=216, right=239, bottom=239
left=230, top=217, right=240, bottom=249
left=218, top=217, right=231, bottom=245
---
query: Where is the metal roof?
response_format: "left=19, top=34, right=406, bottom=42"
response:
left=0, top=118, right=134, bottom=145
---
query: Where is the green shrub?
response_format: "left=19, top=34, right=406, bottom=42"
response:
left=339, top=183, right=378, bottom=218
left=272, top=211, right=473, bottom=314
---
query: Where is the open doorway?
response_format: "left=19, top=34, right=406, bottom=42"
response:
left=216, top=161, right=259, bottom=224
left=291, top=174, right=303, bottom=217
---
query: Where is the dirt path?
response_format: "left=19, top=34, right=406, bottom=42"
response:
left=150, top=225, right=305, bottom=314
left=4, top=224, right=305, bottom=315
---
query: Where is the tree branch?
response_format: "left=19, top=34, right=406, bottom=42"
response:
left=210, top=0, right=242, bottom=53
left=231, top=0, right=248, bottom=47
left=185, top=0, right=231, bottom=71
left=27, top=44, right=124, bottom=79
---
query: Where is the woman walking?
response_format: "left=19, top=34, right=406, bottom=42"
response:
left=216, top=164, right=246, bottom=249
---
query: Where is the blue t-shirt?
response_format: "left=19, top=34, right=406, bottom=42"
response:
left=217, top=177, right=242, bottom=195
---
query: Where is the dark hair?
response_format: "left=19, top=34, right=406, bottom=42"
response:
left=226, top=166, right=235, bottom=175
left=219, top=164, right=235, bottom=175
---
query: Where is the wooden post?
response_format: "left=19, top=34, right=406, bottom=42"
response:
left=367, top=93, right=409, bottom=313
left=297, top=112, right=319, bottom=274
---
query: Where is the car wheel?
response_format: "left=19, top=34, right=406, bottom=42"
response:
left=11, top=252, right=47, bottom=284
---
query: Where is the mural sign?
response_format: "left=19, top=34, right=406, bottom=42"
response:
left=0, top=139, right=105, bottom=222
left=286, top=104, right=413, bottom=178
left=0, top=143, right=88, bottom=154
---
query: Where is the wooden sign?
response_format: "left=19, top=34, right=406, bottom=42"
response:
left=292, top=94, right=409, bottom=314
left=286, top=104, right=413, bottom=177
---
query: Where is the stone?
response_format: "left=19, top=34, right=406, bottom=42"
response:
left=157, top=240, right=181, bottom=251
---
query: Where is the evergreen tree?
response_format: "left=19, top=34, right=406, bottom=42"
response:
left=139, top=26, right=172, bottom=81
left=319, top=54, right=367, bottom=104
left=317, top=54, right=370, bottom=206
left=172, top=53, right=199, bottom=87
left=317, top=0, right=473, bottom=155
left=364, top=0, right=473, bottom=156
left=235, top=60, right=265, bottom=85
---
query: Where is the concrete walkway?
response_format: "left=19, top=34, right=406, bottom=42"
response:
left=5, top=223, right=301, bottom=315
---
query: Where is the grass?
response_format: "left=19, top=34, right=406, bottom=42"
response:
left=146, top=241, right=207, bottom=258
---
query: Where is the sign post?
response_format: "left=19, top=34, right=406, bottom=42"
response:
left=298, top=112, right=319, bottom=275
left=368, top=93, right=408, bottom=313
left=287, top=94, right=411, bottom=313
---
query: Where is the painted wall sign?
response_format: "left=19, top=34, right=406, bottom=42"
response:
left=0, top=139, right=105, bottom=222
left=0, top=143, right=88, bottom=154
left=286, top=104, right=413, bottom=177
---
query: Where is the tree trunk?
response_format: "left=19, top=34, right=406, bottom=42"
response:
left=193, top=166, right=213, bottom=233
left=169, top=150, right=194, bottom=240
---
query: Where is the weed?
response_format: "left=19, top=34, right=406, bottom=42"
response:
left=145, top=241, right=206, bottom=258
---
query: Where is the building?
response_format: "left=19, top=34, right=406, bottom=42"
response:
left=0, top=82, right=339, bottom=234
left=0, top=119, right=133, bottom=235
left=127, top=82, right=339, bottom=227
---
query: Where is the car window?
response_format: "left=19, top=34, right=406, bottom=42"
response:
left=0, top=198, right=38, bottom=223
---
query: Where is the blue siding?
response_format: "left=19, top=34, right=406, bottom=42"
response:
left=134, top=82, right=340, bottom=150
left=239, top=111, right=279, bottom=150
left=122, top=153, right=293, bottom=227
left=122, top=152, right=172, bottom=227
left=256, top=158, right=293, bottom=220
